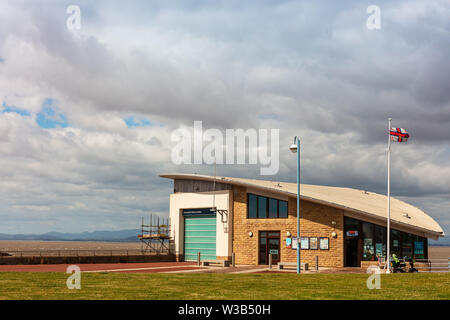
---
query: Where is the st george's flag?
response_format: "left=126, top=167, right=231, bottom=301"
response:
left=390, top=127, right=409, bottom=142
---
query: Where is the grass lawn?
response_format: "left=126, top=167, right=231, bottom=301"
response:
left=0, top=272, right=449, bottom=300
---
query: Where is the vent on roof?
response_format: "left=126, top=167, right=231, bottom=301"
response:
left=363, top=191, right=369, bottom=195
left=403, top=213, right=411, bottom=219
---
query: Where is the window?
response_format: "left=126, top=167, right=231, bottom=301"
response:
left=402, top=232, right=413, bottom=257
left=413, top=235, right=425, bottom=259
left=279, top=201, right=288, bottom=218
left=269, top=198, right=278, bottom=218
left=346, top=217, right=428, bottom=261
left=345, top=217, right=360, bottom=230
left=248, top=194, right=257, bottom=218
left=258, top=196, right=267, bottom=218
left=259, top=232, right=267, bottom=264
left=362, top=222, right=375, bottom=261
left=247, top=193, right=288, bottom=219
left=374, top=225, right=386, bottom=259
left=391, top=229, right=401, bottom=257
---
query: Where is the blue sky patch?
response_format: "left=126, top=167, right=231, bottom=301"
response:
left=2, top=102, right=31, bottom=116
left=124, top=116, right=152, bottom=128
left=36, top=99, right=69, bottom=128
left=257, top=113, right=280, bottom=121
left=0, top=58, right=4, bottom=63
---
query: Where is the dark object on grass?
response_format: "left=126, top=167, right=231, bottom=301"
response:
left=405, top=256, right=419, bottom=273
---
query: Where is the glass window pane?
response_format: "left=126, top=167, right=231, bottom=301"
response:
left=402, top=232, right=413, bottom=257
left=345, top=217, right=359, bottom=230
left=268, top=238, right=280, bottom=260
left=258, top=196, right=267, bottom=218
left=362, top=222, right=373, bottom=238
left=362, top=222, right=375, bottom=261
left=374, top=225, right=386, bottom=259
left=248, top=194, right=257, bottom=218
left=269, top=199, right=278, bottom=218
left=259, top=232, right=267, bottom=264
left=391, top=229, right=401, bottom=257
left=414, top=237, right=425, bottom=259
left=279, top=201, right=288, bottom=218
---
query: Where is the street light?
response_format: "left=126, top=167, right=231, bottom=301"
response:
left=289, top=143, right=298, bottom=153
left=290, top=136, right=301, bottom=274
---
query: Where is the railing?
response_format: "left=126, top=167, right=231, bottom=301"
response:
left=0, top=248, right=169, bottom=258
left=365, top=258, right=450, bottom=273
left=412, top=258, right=449, bottom=272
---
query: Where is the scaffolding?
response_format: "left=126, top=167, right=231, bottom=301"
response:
left=138, top=214, right=172, bottom=254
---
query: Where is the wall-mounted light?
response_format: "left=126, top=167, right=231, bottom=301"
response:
left=331, top=221, right=337, bottom=226
left=248, top=231, right=253, bottom=237
left=286, top=231, right=292, bottom=237
left=331, top=231, right=337, bottom=238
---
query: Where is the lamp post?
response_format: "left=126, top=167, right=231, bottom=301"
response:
left=290, top=137, right=301, bottom=274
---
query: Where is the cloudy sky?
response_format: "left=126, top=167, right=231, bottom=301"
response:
left=0, top=0, right=449, bottom=243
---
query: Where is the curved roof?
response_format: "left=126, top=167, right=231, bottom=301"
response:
left=160, top=173, right=444, bottom=239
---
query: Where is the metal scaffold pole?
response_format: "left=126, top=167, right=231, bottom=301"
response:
left=138, top=214, right=172, bottom=255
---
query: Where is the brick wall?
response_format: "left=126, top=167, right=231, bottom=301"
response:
left=232, top=186, right=344, bottom=267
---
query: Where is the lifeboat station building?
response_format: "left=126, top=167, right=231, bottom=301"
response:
left=161, top=173, right=444, bottom=268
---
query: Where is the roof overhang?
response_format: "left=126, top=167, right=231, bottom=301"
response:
left=160, top=173, right=445, bottom=240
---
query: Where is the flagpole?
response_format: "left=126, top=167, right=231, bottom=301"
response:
left=386, top=117, right=392, bottom=273
left=296, top=137, right=301, bottom=274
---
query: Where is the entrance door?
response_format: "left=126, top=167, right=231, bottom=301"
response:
left=345, top=238, right=359, bottom=267
left=259, top=231, right=280, bottom=265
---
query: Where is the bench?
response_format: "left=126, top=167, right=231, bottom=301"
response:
left=277, top=262, right=309, bottom=271
left=201, top=259, right=230, bottom=267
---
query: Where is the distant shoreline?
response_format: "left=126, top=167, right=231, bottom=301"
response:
left=0, top=240, right=144, bottom=252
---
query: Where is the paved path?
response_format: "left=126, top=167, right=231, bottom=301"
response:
left=0, top=263, right=274, bottom=274
left=0, top=263, right=368, bottom=274
left=0, top=262, right=201, bottom=273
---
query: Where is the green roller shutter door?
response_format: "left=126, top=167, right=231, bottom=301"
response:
left=184, top=214, right=216, bottom=261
